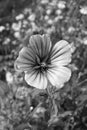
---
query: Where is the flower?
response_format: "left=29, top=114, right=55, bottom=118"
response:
left=14, top=31, right=21, bottom=39
left=0, top=26, right=5, bottom=32
left=6, top=71, right=13, bottom=84
left=15, top=34, right=71, bottom=89
left=57, top=1, right=66, bottom=9
left=3, top=38, right=11, bottom=45
left=83, top=37, right=87, bottom=45
left=41, top=0, right=49, bottom=5
left=80, top=6, right=87, bottom=15
left=16, top=14, right=24, bottom=20
left=12, top=22, right=21, bottom=31
left=28, top=14, right=36, bottom=21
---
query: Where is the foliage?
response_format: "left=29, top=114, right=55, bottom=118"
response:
left=0, top=0, right=87, bottom=130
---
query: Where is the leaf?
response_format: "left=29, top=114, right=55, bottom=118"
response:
left=0, top=80, right=9, bottom=98
left=48, top=115, right=59, bottom=127
left=48, top=111, right=72, bottom=127
left=32, top=106, right=46, bottom=119
left=14, top=123, right=32, bottom=130
left=76, top=94, right=87, bottom=106
left=31, top=88, right=46, bottom=99
left=77, top=79, right=87, bottom=88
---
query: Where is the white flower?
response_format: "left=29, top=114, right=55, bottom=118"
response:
left=0, top=26, right=5, bottom=32
left=68, top=26, right=75, bottom=33
left=83, top=37, right=87, bottom=45
left=23, top=20, right=28, bottom=27
left=6, top=71, right=13, bottom=84
left=46, top=9, right=52, bottom=15
left=80, top=6, right=87, bottom=15
left=14, top=32, right=21, bottom=39
left=15, top=34, right=72, bottom=89
left=55, top=9, right=62, bottom=15
left=16, top=14, right=24, bottom=20
left=3, top=38, right=11, bottom=45
left=46, top=26, right=55, bottom=35
left=28, top=14, right=36, bottom=21
left=12, top=22, right=21, bottom=31
left=57, top=1, right=66, bottom=9
left=41, top=0, right=49, bottom=4
left=44, top=15, right=49, bottom=20
left=47, top=19, right=53, bottom=25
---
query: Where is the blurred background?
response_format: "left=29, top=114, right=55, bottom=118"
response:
left=0, top=0, right=87, bottom=78
left=0, top=0, right=87, bottom=130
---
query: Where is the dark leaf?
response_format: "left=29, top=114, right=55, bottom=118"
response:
left=14, top=123, right=32, bottom=130
left=0, top=80, right=9, bottom=97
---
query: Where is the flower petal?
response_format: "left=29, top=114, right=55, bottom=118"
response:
left=42, top=34, right=52, bottom=55
left=47, top=66, right=71, bottom=88
left=51, top=40, right=71, bottom=66
left=14, top=47, right=35, bottom=72
left=29, top=34, right=52, bottom=58
left=25, top=72, right=48, bottom=89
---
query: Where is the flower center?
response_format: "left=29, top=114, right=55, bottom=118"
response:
left=40, top=62, right=46, bottom=68
left=34, top=55, right=51, bottom=73
left=40, top=62, right=47, bottom=72
left=34, top=61, right=48, bottom=72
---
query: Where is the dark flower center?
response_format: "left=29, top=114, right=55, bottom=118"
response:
left=40, top=62, right=47, bottom=71
left=36, top=61, right=48, bottom=72
left=40, top=62, right=46, bottom=68
left=34, top=55, right=51, bottom=73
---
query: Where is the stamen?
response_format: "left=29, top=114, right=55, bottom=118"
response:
left=41, top=62, right=46, bottom=67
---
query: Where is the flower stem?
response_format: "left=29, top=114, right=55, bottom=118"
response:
left=46, top=83, right=58, bottom=116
